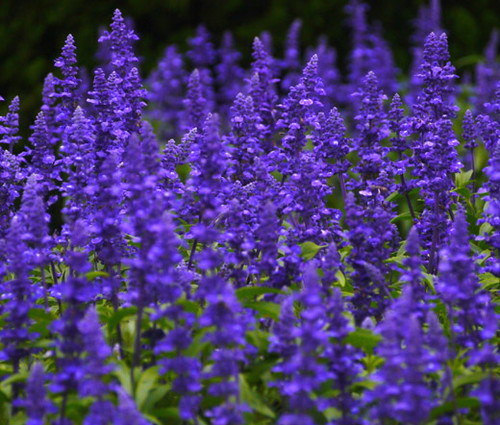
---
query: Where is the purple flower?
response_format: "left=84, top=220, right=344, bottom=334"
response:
left=0, top=96, right=21, bottom=152
left=281, top=19, right=302, bottom=90
left=23, top=363, right=54, bottom=425
left=147, top=45, right=186, bottom=139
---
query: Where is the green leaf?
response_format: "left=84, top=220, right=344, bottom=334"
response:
left=85, top=270, right=109, bottom=280
left=453, top=372, right=489, bottom=390
left=430, top=397, right=479, bottom=419
left=244, top=301, right=281, bottom=321
left=239, top=374, right=275, bottom=418
left=391, top=211, right=412, bottom=224
left=300, top=241, right=326, bottom=260
left=136, top=366, right=160, bottom=409
left=141, top=385, right=170, bottom=413
left=344, top=328, right=382, bottom=354
left=236, top=286, right=284, bottom=302
left=455, top=169, right=473, bottom=188
left=113, top=361, right=133, bottom=396
left=107, top=307, right=137, bottom=335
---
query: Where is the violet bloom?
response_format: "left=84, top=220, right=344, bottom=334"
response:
left=78, top=307, right=113, bottom=399
left=227, top=93, right=263, bottom=184
left=147, top=45, right=186, bottom=139
left=344, top=192, right=397, bottom=324
left=50, top=220, right=92, bottom=424
left=60, top=106, right=95, bottom=231
left=270, top=266, right=332, bottom=423
left=247, top=36, right=279, bottom=152
left=185, top=113, right=228, bottom=226
left=366, top=313, right=436, bottom=424
left=438, top=208, right=499, bottom=352
left=273, top=54, right=324, bottom=177
left=313, top=107, right=351, bottom=203
left=53, top=34, right=81, bottom=123
left=281, top=19, right=302, bottom=90
left=89, top=152, right=126, bottom=273
left=183, top=69, right=208, bottom=131
left=114, top=387, right=151, bottom=425
left=98, top=9, right=139, bottom=78
left=324, top=287, right=364, bottom=424
left=472, top=376, right=500, bottom=425
left=0, top=214, right=36, bottom=365
left=27, top=112, right=57, bottom=201
left=410, top=32, right=461, bottom=273
left=23, top=363, right=54, bottom=425
left=400, top=227, right=428, bottom=320
left=351, top=71, right=392, bottom=199
left=0, top=148, right=22, bottom=243
left=345, top=0, right=397, bottom=104
left=0, top=95, right=21, bottom=152
left=480, top=143, right=500, bottom=275
left=407, top=0, right=442, bottom=103
left=187, top=25, right=216, bottom=106
left=199, top=276, right=250, bottom=425
left=155, top=305, right=202, bottom=421
left=313, top=36, right=344, bottom=108
left=474, top=29, right=499, bottom=113
left=216, top=31, right=244, bottom=113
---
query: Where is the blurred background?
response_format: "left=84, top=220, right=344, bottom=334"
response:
left=1, top=0, right=499, bottom=134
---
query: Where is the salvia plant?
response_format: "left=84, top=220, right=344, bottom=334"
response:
left=0, top=3, right=499, bottom=425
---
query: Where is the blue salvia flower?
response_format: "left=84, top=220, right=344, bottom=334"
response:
left=114, top=387, right=151, bottom=425
left=23, top=363, right=54, bottom=425
left=281, top=19, right=302, bottom=90
left=247, top=36, right=279, bottom=152
left=408, top=0, right=442, bottom=104
left=28, top=112, right=58, bottom=202
left=313, top=107, right=351, bottom=204
left=270, top=266, right=332, bottom=423
left=410, top=32, right=462, bottom=273
left=187, top=24, right=216, bottom=107
left=312, top=36, right=344, bottom=108
left=438, top=208, right=499, bottom=352
left=0, top=148, right=23, bottom=243
left=273, top=54, right=324, bottom=177
left=78, top=307, right=113, bottom=399
left=0, top=95, right=21, bottom=152
left=199, top=276, right=251, bottom=425
left=366, top=312, right=436, bottom=424
left=41, top=72, right=59, bottom=148
left=480, top=143, right=500, bottom=275
left=227, top=92, right=263, bottom=184
left=98, top=9, right=139, bottom=78
left=185, top=113, right=228, bottom=230
left=49, top=219, right=94, bottom=424
left=0, top=214, right=36, bottom=365
left=344, top=192, right=397, bottom=324
left=60, top=106, right=95, bottom=231
left=350, top=71, right=393, bottom=200
left=183, top=69, right=209, bottom=131
left=400, top=227, right=428, bottom=319
left=345, top=0, right=397, bottom=104
left=472, top=376, right=500, bottom=425
left=216, top=31, right=244, bottom=113
left=474, top=29, right=499, bottom=113
left=253, top=200, right=281, bottom=281
left=147, top=45, right=186, bottom=139
left=324, top=287, right=364, bottom=424
left=53, top=34, right=81, bottom=121
left=89, top=152, right=126, bottom=276
left=155, top=304, right=202, bottom=421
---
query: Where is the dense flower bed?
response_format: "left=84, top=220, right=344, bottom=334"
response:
left=0, top=2, right=499, bottom=424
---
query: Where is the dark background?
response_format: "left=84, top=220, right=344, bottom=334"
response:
left=1, top=0, right=500, bottom=134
